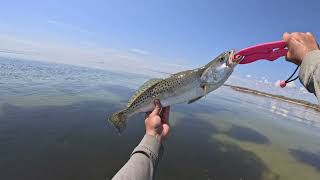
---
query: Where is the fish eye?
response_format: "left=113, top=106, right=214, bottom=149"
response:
left=219, top=57, right=224, bottom=62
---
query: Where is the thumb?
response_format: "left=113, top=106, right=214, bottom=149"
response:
left=150, top=99, right=161, bottom=117
left=283, top=32, right=293, bottom=61
left=285, top=51, right=293, bottom=61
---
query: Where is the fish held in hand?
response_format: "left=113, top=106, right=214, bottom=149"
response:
left=108, top=50, right=239, bottom=133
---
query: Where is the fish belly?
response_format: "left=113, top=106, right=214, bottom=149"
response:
left=161, top=86, right=204, bottom=107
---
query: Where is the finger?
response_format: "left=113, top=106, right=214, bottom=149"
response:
left=162, top=124, right=170, bottom=139
left=283, top=32, right=292, bottom=61
left=306, top=32, right=313, bottom=37
left=285, top=51, right=292, bottom=61
left=283, top=32, right=290, bottom=42
left=150, top=99, right=162, bottom=117
left=161, top=106, right=170, bottom=123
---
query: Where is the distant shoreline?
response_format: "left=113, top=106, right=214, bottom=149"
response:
left=224, top=84, right=320, bottom=112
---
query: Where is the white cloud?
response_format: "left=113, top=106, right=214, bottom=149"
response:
left=47, top=20, right=94, bottom=35
left=246, top=74, right=251, bottom=78
left=130, top=48, right=149, bottom=55
left=0, top=34, right=188, bottom=77
left=299, top=87, right=308, bottom=93
left=275, top=80, right=281, bottom=87
left=286, top=81, right=296, bottom=88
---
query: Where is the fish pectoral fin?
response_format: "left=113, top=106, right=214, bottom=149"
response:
left=188, top=96, right=204, bottom=104
left=200, top=83, right=208, bottom=95
left=204, top=85, right=208, bottom=95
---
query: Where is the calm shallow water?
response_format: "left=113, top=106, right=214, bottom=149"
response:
left=1, top=58, right=320, bottom=180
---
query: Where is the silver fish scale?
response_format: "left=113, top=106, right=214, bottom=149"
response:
left=128, top=69, right=202, bottom=112
left=152, top=72, right=192, bottom=96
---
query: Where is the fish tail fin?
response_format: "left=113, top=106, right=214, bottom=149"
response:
left=108, top=110, right=128, bottom=134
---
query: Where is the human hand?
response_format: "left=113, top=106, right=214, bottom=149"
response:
left=283, top=32, right=319, bottom=65
left=145, top=100, right=170, bottom=142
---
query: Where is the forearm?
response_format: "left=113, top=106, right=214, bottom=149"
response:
left=112, top=135, right=163, bottom=180
left=299, top=50, right=320, bottom=103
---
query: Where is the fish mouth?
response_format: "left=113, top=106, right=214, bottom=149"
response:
left=226, top=50, right=240, bottom=67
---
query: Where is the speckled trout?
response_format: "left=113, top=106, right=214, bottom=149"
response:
left=109, top=50, right=241, bottom=133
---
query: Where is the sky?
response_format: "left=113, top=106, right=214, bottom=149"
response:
left=0, top=0, right=319, bottom=102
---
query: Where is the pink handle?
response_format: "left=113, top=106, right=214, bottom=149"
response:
left=235, top=40, right=288, bottom=64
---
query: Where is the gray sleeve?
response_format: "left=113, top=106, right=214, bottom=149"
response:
left=299, top=50, right=320, bottom=103
left=112, top=135, right=164, bottom=180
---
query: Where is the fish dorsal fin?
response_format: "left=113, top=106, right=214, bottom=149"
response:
left=127, top=78, right=162, bottom=107
left=170, top=70, right=192, bottom=77
left=171, top=68, right=205, bottom=78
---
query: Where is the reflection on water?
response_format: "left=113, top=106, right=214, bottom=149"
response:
left=269, top=101, right=320, bottom=128
left=160, top=113, right=278, bottom=180
left=0, top=100, right=279, bottom=180
left=226, top=125, right=270, bottom=144
left=1, top=58, right=320, bottom=180
left=212, top=87, right=320, bottom=129
left=0, top=101, right=144, bottom=180
left=270, top=104, right=288, bottom=117
left=289, top=149, right=320, bottom=171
